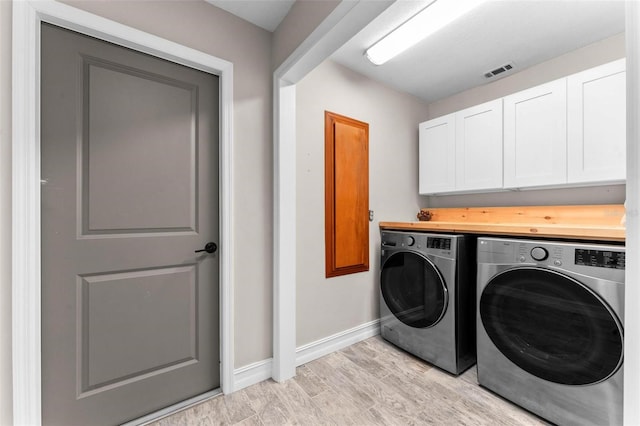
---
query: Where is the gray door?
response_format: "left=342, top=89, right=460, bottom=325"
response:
left=41, top=23, right=220, bottom=425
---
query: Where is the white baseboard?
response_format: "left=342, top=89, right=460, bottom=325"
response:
left=295, top=319, right=381, bottom=367
left=233, top=358, right=273, bottom=392
left=232, top=319, right=381, bottom=392
left=128, top=320, right=382, bottom=422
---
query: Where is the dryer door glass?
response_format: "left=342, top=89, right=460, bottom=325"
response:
left=381, top=251, right=448, bottom=328
left=480, top=267, right=623, bottom=385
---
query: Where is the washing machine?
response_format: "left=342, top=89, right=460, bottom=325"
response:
left=380, top=230, right=476, bottom=375
left=477, top=237, right=625, bottom=426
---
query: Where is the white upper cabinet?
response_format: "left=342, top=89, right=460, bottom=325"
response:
left=419, top=100, right=502, bottom=195
left=567, top=59, right=626, bottom=184
left=418, top=59, right=625, bottom=195
left=455, top=99, right=503, bottom=191
left=419, top=114, right=455, bottom=194
left=503, top=78, right=568, bottom=188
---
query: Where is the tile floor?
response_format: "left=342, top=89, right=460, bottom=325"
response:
left=149, top=336, right=549, bottom=425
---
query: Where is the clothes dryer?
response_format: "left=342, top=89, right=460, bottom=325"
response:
left=380, top=231, right=476, bottom=374
left=477, top=237, right=625, bottom=426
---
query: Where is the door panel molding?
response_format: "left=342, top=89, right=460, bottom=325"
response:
left=12, top=2, right=234, bottom=424
left=80, top=56, right=199, bottom=235
left=77, top=265, right=198, bottom=397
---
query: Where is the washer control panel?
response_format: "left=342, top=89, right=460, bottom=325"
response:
left=478, top=238, right=626, bottom=284
left=481, top=237, right=626, bottom=271
left=517, top=244, right=562, bottom=265
left=575, top=249, right=625, bottom=270
left=530, top=247, right=548, bottom=261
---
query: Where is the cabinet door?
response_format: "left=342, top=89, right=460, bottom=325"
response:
left=504, top=79, right=567, bottom=188
left=455, top=99, right=503, bottom=191
left=568, top=59, right=626, bottom=184
left=419, top=114, right=455, bottom=194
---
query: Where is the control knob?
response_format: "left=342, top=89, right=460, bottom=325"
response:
left=406, top=236, right=415, bottom=247
left=531, top=246, right=548, bottom=261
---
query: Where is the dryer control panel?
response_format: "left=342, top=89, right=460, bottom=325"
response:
left=427, top=237, right=451, bottom=251
left=381, top=230, right=460, bottom=259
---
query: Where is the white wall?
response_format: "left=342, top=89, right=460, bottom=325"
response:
left=295, top=60, right=430, bottom=346
left=424, top=33, right=626, bottom=208
left=272, top=0, right=340, bottom=71
left=0, top=1, right=13, bottom=424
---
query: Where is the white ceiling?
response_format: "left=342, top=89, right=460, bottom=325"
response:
left=206, top=0, right=625, bottom=103
left=332, top=0, right=625, bottom=103
left=205, top=0, right=295, bottom=32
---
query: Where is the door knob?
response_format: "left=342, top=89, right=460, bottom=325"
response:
left=195, top=242, right=217, bottom=254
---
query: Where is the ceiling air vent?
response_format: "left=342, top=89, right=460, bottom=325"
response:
left=484, top=63, right=514, bottom=79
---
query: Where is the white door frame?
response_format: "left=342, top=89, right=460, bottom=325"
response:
left=12, top=1, right=235, bottom=424
left=625, top=4, right=640, bottom=425
left=271, top=0, right=394, bottom=382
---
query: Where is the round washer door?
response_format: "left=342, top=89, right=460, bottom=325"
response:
left=380, top=251, right=448, bottom=329
left=480, top=267, right=623, bottom=385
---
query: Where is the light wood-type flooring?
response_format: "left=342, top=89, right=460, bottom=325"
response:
left=149, top=336, right=549, bottom=425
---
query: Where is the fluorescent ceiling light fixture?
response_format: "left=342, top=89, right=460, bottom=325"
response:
left=365, top=0, right=488, bottom=65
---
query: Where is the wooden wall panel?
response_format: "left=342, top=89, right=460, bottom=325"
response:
left=325, top=111, right=369, bottom=277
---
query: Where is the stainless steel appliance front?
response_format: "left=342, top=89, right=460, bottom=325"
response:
left=380, top=231, right=476, bottom=374
left=476, top=237, right=625, bottom=426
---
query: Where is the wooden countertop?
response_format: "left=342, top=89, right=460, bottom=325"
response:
left=378, top=221, right=625, bottom=241
left=379, top=205, right=625, bottom=242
